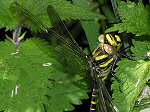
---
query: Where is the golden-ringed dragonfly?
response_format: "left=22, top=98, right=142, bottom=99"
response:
left=90, top=34, right=130, bottom=111
left=11, top=2, right=119, bottom=112
left=92, top=34, right=131, bottom=80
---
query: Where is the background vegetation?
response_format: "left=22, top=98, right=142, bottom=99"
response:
left=0, top=0, right=150, bottom=112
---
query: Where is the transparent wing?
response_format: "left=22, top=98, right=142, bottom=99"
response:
left=96, top=78, right=118, bottom=112
left=46, top=5, right=87, bottom=60
left=9, top=1, right=90, bottom=84
left=10, top=2, right=86, bottom=60
left=92, top=79, right=108, bottom=112
left=47, top=5, right=82, bottom=52
left=92, top=69, right=118, bottom=112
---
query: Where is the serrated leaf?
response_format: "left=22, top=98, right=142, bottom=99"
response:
left=0, top=0, right=99, bottom=31
left=131, top=40, right=150, bottom=60
left=0, top=38, right=88, bottom=112
left=112, top=40, right=150, bottom=112
left=105, top=1, right=150, bottom=36
left=133, top=85, right=150, bottom=112
left=0, top=0, right=18, bottom=30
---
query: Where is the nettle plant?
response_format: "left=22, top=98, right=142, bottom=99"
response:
left=0, top=0, right=150, bottom=112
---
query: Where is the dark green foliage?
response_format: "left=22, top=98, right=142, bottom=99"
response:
left=106, top=1, right=150, bottom=36
left=133, top=95, right=150, bottom=112
left=112, top=41, right=150, bottom=112
left=1, top=0, right=150, bottom=112
left=106, top=1, right=150, bottom=112
left=0, top=39, right=88, bottom=112
left=0, top=0, right=100, bottom=31
left=73, top=0, right=101, bottom=51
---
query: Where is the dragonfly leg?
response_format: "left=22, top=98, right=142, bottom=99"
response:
left=110, top=57, right=122, bottom=83
left=119, top=46, right=135, bottom=60
left=119, top=51, right=134, bottom=60
left=119, top=45, right=131, bottom=52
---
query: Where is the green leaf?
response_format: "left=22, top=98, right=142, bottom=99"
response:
left=105, top=1, right=150, bottom=36
left=133, top=85, right=150, bottom=112
left=81, top=20, right=99, bottom=51
left=97, top=0, right=116, bottom=23
left=0, top=0, right=99, bottom=31
left=112, top=40, right=150, bottom=112
left=73, top=0, right=105, bottom=19
left=131, top=40, right=150, bottom=60
left=110, top=0, right=120, bottom=21
left=73, top=0, right=102, bottom=51
left=0, top=38, right=88, bottom=112
left=0, top=0, right=17, bottom=30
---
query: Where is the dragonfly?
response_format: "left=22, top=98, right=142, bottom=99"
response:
left=92, top=33, right=132, bottom=82
left=10, top=2, right=119, bottom=112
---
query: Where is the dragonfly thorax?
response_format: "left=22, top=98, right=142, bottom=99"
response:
left=91, top=34, right=123, bottom=79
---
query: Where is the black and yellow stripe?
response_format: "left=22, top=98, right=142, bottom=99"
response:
left=90, top=34, right=122, bottom=111
left=98, top=34, right=122, bottom=52
left=105, top=34, right=117, bottom=46
left=90, top=88, right=97, bottom=112
left=92, top=34, right=122, bottom=72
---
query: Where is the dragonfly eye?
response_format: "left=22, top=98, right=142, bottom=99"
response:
left=103, top=44, right=113, bottom=54
left=98, top=34, right=105, bottom=43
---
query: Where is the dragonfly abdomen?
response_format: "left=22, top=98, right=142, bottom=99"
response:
left=90, top=88, right=97, bottom=112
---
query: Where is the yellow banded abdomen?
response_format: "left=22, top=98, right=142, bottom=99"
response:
left=99, top=58, right=114, bottom=68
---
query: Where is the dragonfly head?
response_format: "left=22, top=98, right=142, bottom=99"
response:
left=98, top=34, right=105, bottom=43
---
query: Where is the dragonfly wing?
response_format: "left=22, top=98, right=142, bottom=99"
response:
left=10, top=2, right=86, bottom=61
left=10, top=2, right=48, bottom=32
left=47, top=5, right=86, bottom=59
left=96, top=75, right=118, bottom=112
left=91, top=68, right=117, bottom=112
left=96, top=82, right=108, bottom=112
